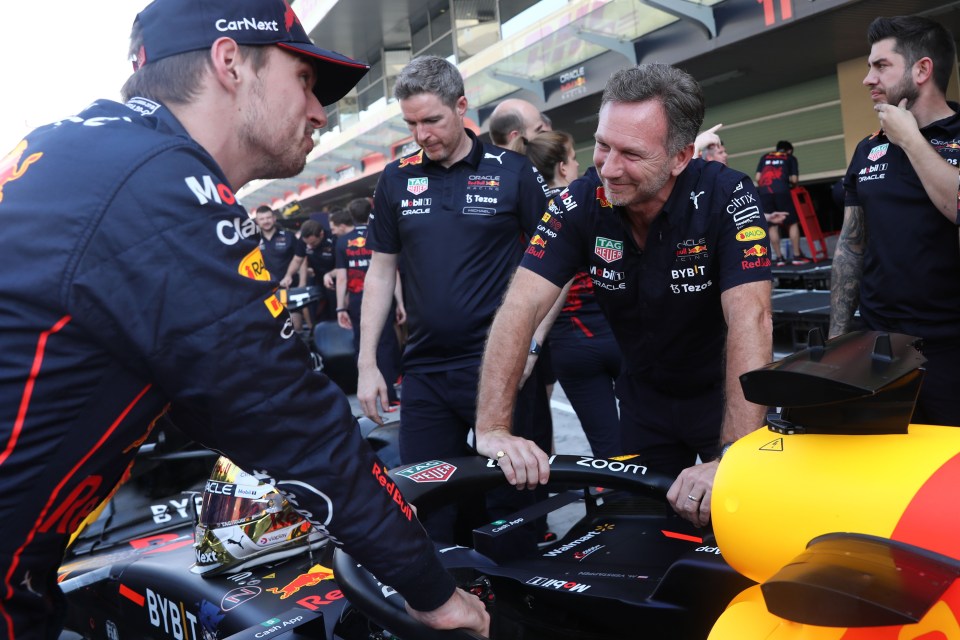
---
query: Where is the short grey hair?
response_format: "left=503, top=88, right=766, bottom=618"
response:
left=601, top=64, right=705, bottom=155
left=393, top=55, right=464, bottom=109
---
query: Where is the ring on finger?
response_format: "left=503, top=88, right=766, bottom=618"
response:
left=496, top=450, right=507, bottom=460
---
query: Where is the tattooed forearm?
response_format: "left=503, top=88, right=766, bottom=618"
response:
left=829, top=206, right=866, bottom=337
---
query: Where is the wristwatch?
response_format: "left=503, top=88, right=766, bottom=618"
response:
left=529, top=338, right=541, bottom=355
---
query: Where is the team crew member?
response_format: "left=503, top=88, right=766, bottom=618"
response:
left=285, top=219, right=337, bottom=321
left=359, top=55, right=549, bottom=542
left=830, top=15, right=960, bottom=426
left=255, top=205, right=298, bottom=282
left=474, top=64, right=774, bottom=528
left=0, top=0, right=488, bottom=636
left=333, top=207, right=402, bottom=407
left=755, top=141, right=806, bottom=265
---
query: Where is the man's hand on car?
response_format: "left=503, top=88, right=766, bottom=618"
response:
left=475, top=426, right=550, bottom=490
left=666, top=460, right=718, bottom=528
left=407, top=588, right=490, bottom=638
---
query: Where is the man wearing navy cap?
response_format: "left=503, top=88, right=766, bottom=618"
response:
left=0, top=0, right=488, bottom=637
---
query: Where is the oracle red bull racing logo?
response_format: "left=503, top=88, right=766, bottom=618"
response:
left=266, top=564, right=334, bottom=599
left=396, top=460, right=457, bottom=483
left=0, top=140, right=43, bottom=204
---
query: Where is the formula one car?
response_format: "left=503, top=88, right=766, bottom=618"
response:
left=58, top=330, right=960, bottom=640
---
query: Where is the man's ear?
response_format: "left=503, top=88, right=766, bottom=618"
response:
left=209, top=37, right=245, bottom=93
left=671, top=143, right=696, bottom=177
left=913, top=56, right=934, bottom=87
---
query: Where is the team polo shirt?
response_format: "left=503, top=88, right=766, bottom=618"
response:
left=756, top=151, right=798, bottom=192
left=367, top=129, right=548, bottom=371
left=295, top=234, right=335, bottom=278
left=521, top=163, right=771, bottom=393
left=259, top=227, right=297, bottom=280
left=335, top=224, right=372, bottom=293
left=843, top=107, right=960, bottom=342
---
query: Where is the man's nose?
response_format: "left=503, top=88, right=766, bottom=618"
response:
left=309, top=98, right=327, bottom=130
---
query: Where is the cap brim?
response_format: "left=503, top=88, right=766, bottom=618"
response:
left=277, top=43, right=369, bottom=107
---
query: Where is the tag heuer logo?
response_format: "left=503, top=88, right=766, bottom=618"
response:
left=594, top=237, right=623, bottom=263
left=867, top=143, right=889, bottom=161
left=407, top=177, right=428, bottom=195
left=397, top=460, right=457, bottom=483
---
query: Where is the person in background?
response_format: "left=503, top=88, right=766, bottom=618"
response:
left=489, top=98, right=551, bottom=152
left=333, top=207, right=402, bottom=408
left=282, top=218, right=336, bottom=325
left=696, top=125, right=787, bottom=225
left=830, top=15, right=960, bottom=426
left=0, top=0, right=489, bottom=634
left=756, top=140, right=807, bottom=265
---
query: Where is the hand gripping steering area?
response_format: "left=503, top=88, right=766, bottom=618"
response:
left=331, top=454, right=674, bottom=639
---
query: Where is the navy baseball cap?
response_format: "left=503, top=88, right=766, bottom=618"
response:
left=133, top=0, right=369, bottom=106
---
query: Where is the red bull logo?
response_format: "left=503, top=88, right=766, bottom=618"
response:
left=347, top=237, right=366, bottom=248
left=266, top=564, right=335, bottom=599
left=596, top=187, right=612, bottom=208
left=399, top=151, right=424, bottom=168
left=742, top=244, right=767, bottom=258
left=530, top=235, right=548, bottom=248
left=0, top=140, right=43, bottom=204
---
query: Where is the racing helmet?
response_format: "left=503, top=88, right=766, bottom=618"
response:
left=193, top=457, right=327, bottom=576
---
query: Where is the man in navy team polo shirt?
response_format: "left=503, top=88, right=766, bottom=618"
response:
left=359, top=55, right=549, bottom=542
left=830, top=16, right=960, bottom=426
left=474, top=64, right=774, bottom=528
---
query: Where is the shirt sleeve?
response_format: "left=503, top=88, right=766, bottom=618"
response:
left=366, top=169, right=401, bottom=254
left=294, top=237, right=307, bottom=258
left=334, top=234, right=348, bottom=269
left=66, top=147, right=455, bottom=611
left=714, top=174, right=773, bottom=292
left=516, top=159, right=550, bottom=237
left=519, top=182, right=588, bottom=288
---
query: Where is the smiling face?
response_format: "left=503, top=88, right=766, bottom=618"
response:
left=239, top=47, right=327, bottom=180
left=864, top=37, right=920, bottom=108
left=593, top=100, right=684, bottom=212
left=400, top=92, right=470, bottom=167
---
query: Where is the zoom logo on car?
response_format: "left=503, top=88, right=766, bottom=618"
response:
left=546, top=455, right=647, bottom=475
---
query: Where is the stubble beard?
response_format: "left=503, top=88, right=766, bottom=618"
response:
left=883, top=72, right=920, bottom=109
left=602, top=163, right=672, bottom=209
left=240, top=78, right=309, bottom=182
